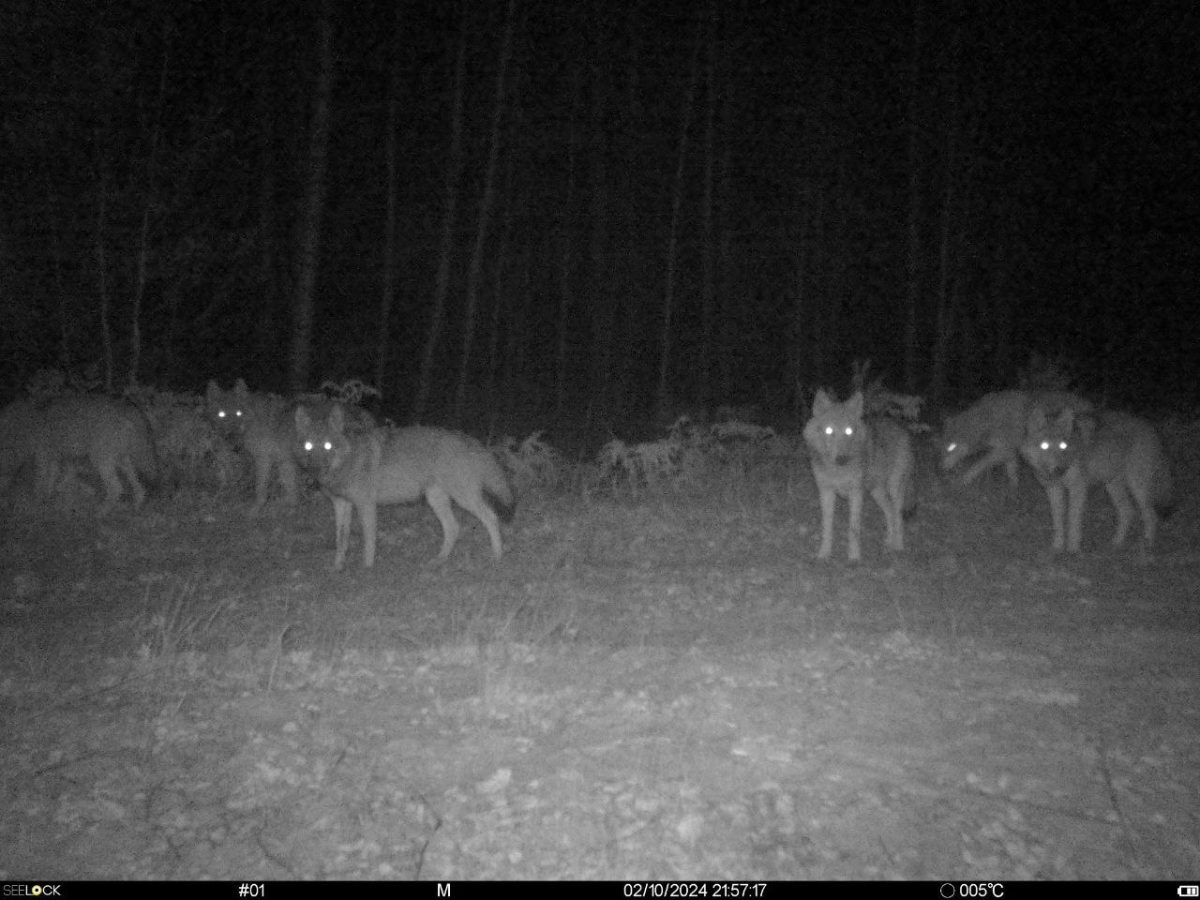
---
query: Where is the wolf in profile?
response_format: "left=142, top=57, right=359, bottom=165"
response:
left=294, top=404, right=515, bottom=569
left=1020, top=405, right=1172, bottom=553
left=940, top=389, right=1092, bottom=488
left=803, top=389, right=915, bottom=561
left=0, top=395, right=158, bottom=513
left=206, top=379, right=373, bottom=514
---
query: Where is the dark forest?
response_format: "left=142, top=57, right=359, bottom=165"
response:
left=2, top=0, right=1196, bottom=435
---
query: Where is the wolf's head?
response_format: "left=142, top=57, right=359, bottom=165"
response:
left=938, top=411, right=972, bottom=472
left=205, top=378, right=252, bottom=444
left=803, top=389, right=866, bottom=467
left=294, top=403, right=355, bottom=480
left=1021, top=406, right=1088, bottom=480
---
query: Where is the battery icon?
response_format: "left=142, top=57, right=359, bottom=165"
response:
left=1178, top=886, right=1199, bottom=897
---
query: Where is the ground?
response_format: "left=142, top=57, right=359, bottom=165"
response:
left=2, top=446, right=1198, bottom=881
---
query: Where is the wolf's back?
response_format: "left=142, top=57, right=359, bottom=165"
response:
left=945, top=390, right=1028, bottom=444
left=61, top=397, right=161, bottom=479
left=950, top=389, right=1091, bottom=445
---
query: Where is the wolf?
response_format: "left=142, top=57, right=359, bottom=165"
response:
left=803, top=389, right=916, bottom=561
left=0, top=395, right=158, bottom=513
left=1020, top=405, right=1173, bottom=553
left=294, top=404, right=516, bottom=569
left=939, top=389, right=1093, bottom=488
left=206, top=379, right=374, bottom=514
left=206, top=379, right=303, bottom=513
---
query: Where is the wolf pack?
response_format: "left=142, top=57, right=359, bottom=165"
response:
left=805, top=387, right=1173, bottom=561
left=0, top=380, right=514, bottom=571
left=0, top=380, right=1176, bottom=567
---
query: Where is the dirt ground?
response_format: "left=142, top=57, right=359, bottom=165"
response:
left=2, top=447, right=1198, bottom=880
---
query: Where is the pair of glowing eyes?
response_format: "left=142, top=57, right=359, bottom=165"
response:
left=823, top=425, right=854, bottom=437
left=303, top=440, right=334, bottom=453
left=944, top=439, right=1068, bottom=452
left=216, top=409, right=243, bottom=420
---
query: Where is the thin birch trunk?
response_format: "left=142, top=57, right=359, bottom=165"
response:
left=414, top=9, right=467, bottom=423
left=656, top=13, right=702, bottom=419
left=453, top=0, right=516, bottom=425
left=289, top=0, right=333, bottom=394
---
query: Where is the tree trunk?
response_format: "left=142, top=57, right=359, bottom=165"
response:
left=128, top=21, right=169, bottom=388
left=588, top=0, right=638, bottom=433
left=715, top=70, right=734, bottom=404
left=289, top=0, right=333, bottom=394
left=129, top=205, right=150, bottom=389
left=930, top=166, right=955, bottom=409
left=413, top=11, right=467, bottom=423
left=556, top=59, right=579, bottom=422
left=44, top=176, right=71, bottom=371
left=255, top=23, right=282, bottom=369
left=656, top=12, right=702, bottom=420
left=376, top=2, right=403, bottom=397
left=502, top=256, right=534, bottom=423
left=699, top=0, right=717, bottom=410
left=793, top=0, right=832, bottom=395
left=94, top=165, right=114, bottom=393
left=791, top=196, right=810, bottom=424
left=929, top=3, right=961, bottom=409
left=903, top=0, right=924, bottom=394
left=587, top=28, right=612, bottom=434
left=484, top=157, right=517, bottom=440
left=453, top=0, right=516, bottom=426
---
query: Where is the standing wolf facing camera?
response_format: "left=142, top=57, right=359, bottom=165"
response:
left=804, top=389, right=915, bottom=562
left=206, top=379, right=373, bottom=514
left=1021, top=405, right=1172, bottom=554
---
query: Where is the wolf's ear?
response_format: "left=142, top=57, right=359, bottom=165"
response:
left=328, top=403, right=346, bottom=433
left=206, top=380, right=221, bottom=401
left=846, top=391, right=864, bottom=418
left=295, top=407, right=312, bottom=432
left=811, top=389, right=834, bottom=415
left=234, top=378, right=249, bottom=395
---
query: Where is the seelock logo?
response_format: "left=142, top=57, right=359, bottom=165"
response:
left=3, top=887, right=62, bottom=897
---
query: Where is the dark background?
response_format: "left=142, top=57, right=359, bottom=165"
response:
left=1, top=0, right=1196, bottom=438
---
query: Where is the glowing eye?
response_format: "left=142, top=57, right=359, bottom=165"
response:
left=323, top=441, right=333, bottom=452
left=235, top=410, right=244, bottom=418
left=844, top=427, right=853, bottom=436
left=304, top=441, right=313, bottom=452
left=823, top=426, right=833, bottom=436
left=217, top=410, right=226, bottom=419
left=1039, top=441, right=1050, bottom=451
left=1058, top=441, right=1068, bottom=451
left=946, top=443, right=957, bottom=453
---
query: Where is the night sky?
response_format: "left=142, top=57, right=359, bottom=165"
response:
left=1, top=0, right=1196, bottom=433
